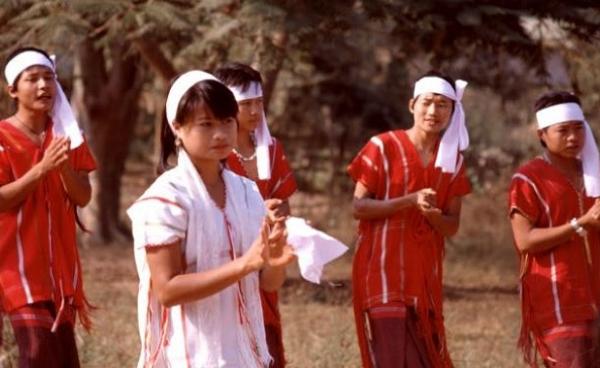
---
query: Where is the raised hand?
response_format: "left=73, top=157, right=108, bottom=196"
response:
left=414, top=188, right=438, bottom=212
left=579, top=198, right=600, bottom=229
left=265, top=198, right=287, bottom=223
left=266, top=220, right=296, bottom=268
left=241, top=220, right=270, bottom=273
left=37, top=136, right=70, bottom=175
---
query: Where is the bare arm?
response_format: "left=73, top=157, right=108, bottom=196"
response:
left=0, top=164, right=45, bottom=212
left=421, top=196, right=463, bottom=237
left=59, top=162, right=92, bottom=207
left=147, top=220, right=293, bottom=307
left=352, top=181, right=418, bottom=220
left=510, top=200, right=600, bottom=254
left=147, top=239, right=263, bottom=308
left=0, top=137, right=69, bottom=212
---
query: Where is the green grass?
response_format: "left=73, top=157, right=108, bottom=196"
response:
left=1, top=191, right=534, bottom=367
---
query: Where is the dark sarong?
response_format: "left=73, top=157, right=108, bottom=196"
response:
left=9, top=301, right=80, bottom=368
left=366, top=302, right=433, bottom=368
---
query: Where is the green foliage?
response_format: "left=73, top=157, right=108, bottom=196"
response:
left=0, top=0, right=599, bottom=196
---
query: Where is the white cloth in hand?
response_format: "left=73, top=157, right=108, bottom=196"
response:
left=285, top=217, right=348, bottom=284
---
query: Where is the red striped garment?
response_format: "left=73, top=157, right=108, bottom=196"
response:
left=347, top=129, right=471, bottom=368
left=226, top=137, right=297, bottom=368
left=226, top=138, right=297, bottom=200
left=509, top=158, right=600, bottom=365
left=0, top=120, right=96, bottom=329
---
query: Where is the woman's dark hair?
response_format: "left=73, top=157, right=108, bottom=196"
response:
left=214, top=62, right=262, bottom=92
left=534, top=91, right=582, bottom=148
left=5, top=46, right=53, bottom=88
left=159, top=78, right=239, bottom=173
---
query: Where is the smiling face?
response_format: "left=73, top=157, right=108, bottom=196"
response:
left=173, top=102, right=237, bottom=163
left=8, top=65, right=56, bottom=114
left=539, top=120, right=585, bottom=159
left=409, top=92, right=454, bottom=135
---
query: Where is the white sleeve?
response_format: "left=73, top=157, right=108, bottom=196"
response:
left=127, top=197, right=188, bottom=249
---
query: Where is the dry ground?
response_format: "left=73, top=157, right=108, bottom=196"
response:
left=1, top=168, right=529, bottom=367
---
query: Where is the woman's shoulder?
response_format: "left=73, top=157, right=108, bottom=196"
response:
left=223, top=168, right=261, bottom=193
left=135, top=168, right=191, bottom=206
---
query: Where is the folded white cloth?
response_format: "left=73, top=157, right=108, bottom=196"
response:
left=285, top=217, right=348, bottom=284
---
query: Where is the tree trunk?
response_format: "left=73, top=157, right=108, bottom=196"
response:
left=131, top=35, right=178, bottom=164
left=252, top=29, right=288, bottom=111
left=77, top=38, right=144, bottom=244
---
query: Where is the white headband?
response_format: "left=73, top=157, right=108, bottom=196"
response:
left=4, top=50, right=83, bottom=148
left=165, top=70, right=219, bottom=128
left=413, top=77, right=458, bottom=101
left=229, top=81, right=263, bottom=102
left=5, top=51, right=54, bottom=85
left=413, top=76, right=469, bottom=173
left=227, top=81, right=273, bottom=180
left=536, top=102, right=600, bottom=197
left=536, top=102, right=585, bottom=129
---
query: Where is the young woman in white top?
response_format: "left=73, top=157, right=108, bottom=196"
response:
left=128, top=70, right=295, bottom=367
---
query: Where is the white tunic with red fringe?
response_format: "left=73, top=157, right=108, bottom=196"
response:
left=128, top=150, right=271, bottom=368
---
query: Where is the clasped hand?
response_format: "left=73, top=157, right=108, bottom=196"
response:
left=243, top=218, right=296, bottom=272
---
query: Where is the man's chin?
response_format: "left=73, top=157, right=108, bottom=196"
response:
left=424, top=126, right=444, bottom=135
left=558, top=150, right=581, bottom=159
left=239, top=122, right=260, bottom=132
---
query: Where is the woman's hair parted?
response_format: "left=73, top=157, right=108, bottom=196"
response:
left=159, top=78, right=238, bottom=173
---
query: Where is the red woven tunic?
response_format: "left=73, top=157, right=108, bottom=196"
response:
left=0, top=120, right=96, bottom=328
left=348, top=130, right=470, bottom=368
left=226, top=137, right=297, bottom=367
left=509, top=158, right=600, bottom=364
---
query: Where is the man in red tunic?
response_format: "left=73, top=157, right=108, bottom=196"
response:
left=348, top=71, right=471, bottom=368
left=215, top=63, right=297, bottom=368
left=509, top=91, right=600, bottom=367
left=0, top=47, right=96, bottom=367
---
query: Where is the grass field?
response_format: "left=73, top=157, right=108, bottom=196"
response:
left=1, top=184, right=531, bottom=367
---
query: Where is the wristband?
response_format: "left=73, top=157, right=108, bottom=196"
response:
left=570, top=218, right=587, bottom=237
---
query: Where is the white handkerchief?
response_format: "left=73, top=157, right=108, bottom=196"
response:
left=285, top=217, right=348, bottom=284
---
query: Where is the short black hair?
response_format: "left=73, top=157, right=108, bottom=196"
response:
left=214, top=62, right=262, bottom=92
left=159, top=77, right=238, bottom=172
left=534, top=91, right=581, bottom=112
left=417, top=70, right=456, bottom=92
